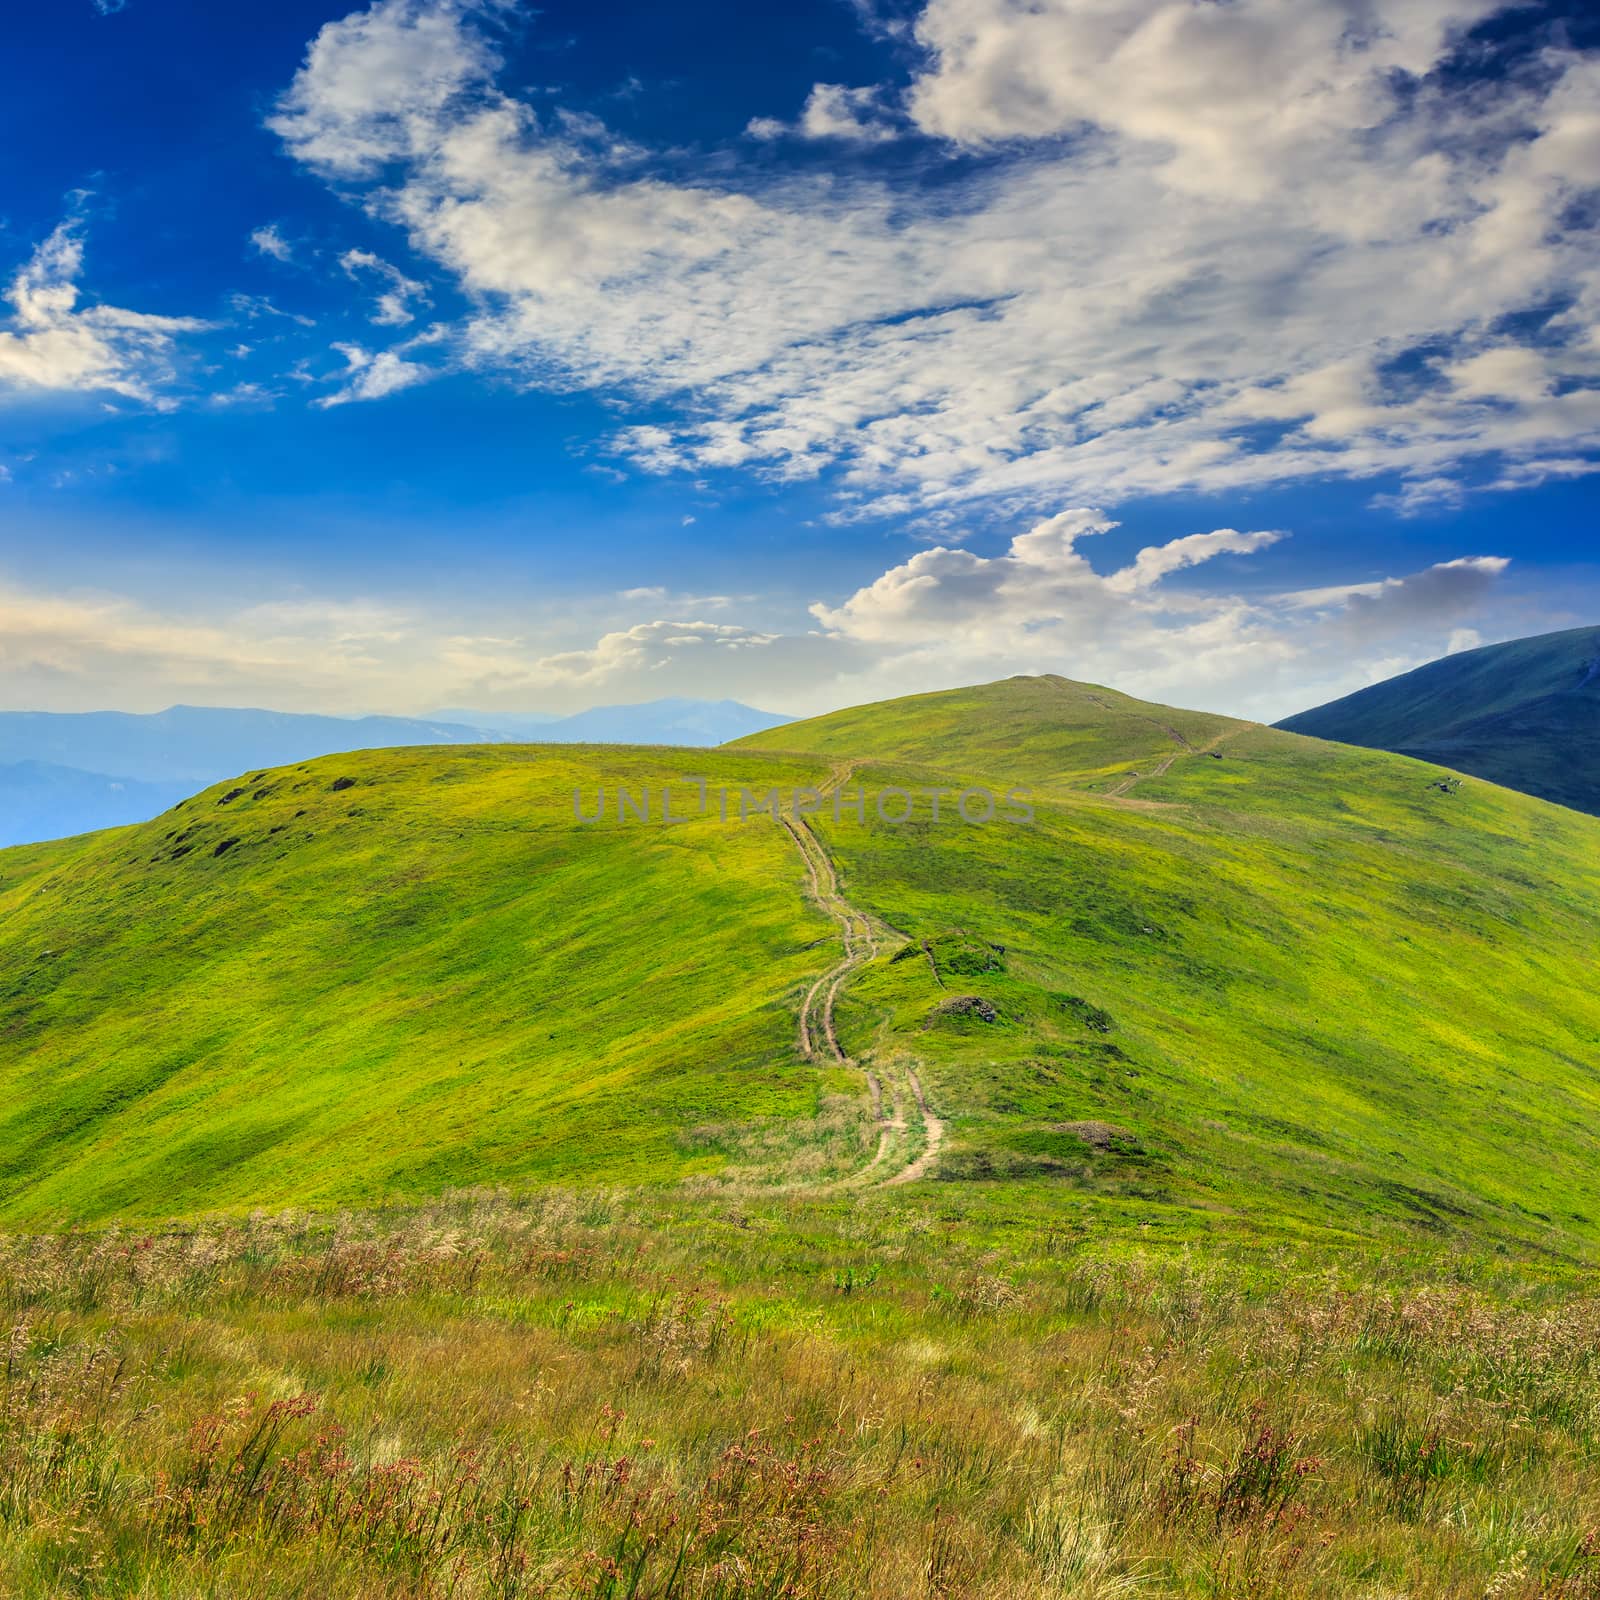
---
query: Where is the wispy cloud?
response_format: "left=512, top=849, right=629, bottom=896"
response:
left=268, top=0, right=1600, bottom=518
left=318, top=338, right=436, bottom=406
left=249, top=224, right=294, bottom=262
left=0, top=221, right=208, bottom=404
left=338, top=248, right=429, bottom=325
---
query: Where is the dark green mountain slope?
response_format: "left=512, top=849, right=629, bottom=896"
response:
left=1276, top=626, right=1600, bottom=815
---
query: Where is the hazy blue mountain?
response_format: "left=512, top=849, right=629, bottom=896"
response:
left=1277, top=625, right=1600, bottom=816
left=0, top=762, right=195, bottom=848
left=431, top=709, right=563, bottom=739
left=445, top=697, right=793, bottom=746
left=0, top=706, right=505, bottom=786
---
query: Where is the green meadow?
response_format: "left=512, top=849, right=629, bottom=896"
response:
left=2, top=674, right=1599, bottom=1246
left=0, top=746, right=846, bottom=1220
left=6, top=675, right=1600, bottom=1594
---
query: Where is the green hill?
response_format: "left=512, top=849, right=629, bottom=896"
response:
left=736, top=672, right=1244, bottom=787
left=4, top=676, right=1600, bottom=1251
left=1276, top=625, right=1600, bottom=816
left=0, top=745, right=848, bottom=1220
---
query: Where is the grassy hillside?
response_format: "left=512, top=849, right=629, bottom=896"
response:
left=736, top=677, right=1600, bottom=1249
left=0, top=745, right=855, bottom=1221
left=1276, top=625, right=1600, bottom=815
left=4, top=675, right=1600, bottom=1254
left=739, top=672, right=1243, bottom=788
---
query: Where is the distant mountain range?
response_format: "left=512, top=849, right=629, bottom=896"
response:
left=0, top=762, right=196, bottom=850
left=0, top=706, right=501, bottom=787
left=438, top=697, right=792, bottom=747
left=1277, top=625, right=1600, bottom=816
left=0, top=698, right=793, bottom=847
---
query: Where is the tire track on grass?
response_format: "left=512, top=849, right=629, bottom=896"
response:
left=779, top=778, right=943, bottom=1188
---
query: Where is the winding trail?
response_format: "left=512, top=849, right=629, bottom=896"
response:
left=1106, top=727, right=1230, bottom=799
left=774, top=721, right=1237, bottom=1186
left=779, top=775, right=943, bottom=1189
left=883, top=1070, right=944, bottom=1187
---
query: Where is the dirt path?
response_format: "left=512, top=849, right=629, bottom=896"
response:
left=779, top=782, right=942, bottom=1188
left=1107, top=750, right=1181, bottom=798
left=884, top=1070, right=944, bottom=1186
left=1106, top=728, right=1230, bottom=799
left=781, top=815, right=879, bottom=1071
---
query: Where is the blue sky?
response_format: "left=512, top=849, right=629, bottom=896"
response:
left=1, top=0, right=1596, bottom=720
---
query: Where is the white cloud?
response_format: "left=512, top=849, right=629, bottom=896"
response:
left=749, top=83, right=899, bottom=144
left=0, top=222, right=208, bottom=404
left=533, top=619, right=778, bottom=685
left=318, top=338, right=435, bottom=405
left=250, top=224, right=294, bottom=262
left=267, top=0, right=1600, bottom=516
left=1102, top=527, right=1284, bottom=595
left=268, top=0, right=504, bottom=178
left=905, top=0, right=1499, bottom=182
left=809, top=509, right=1284, bottom=650
left=339, top=247, right=429, bottom=324
left=800, top=511, right=1520, bottom=719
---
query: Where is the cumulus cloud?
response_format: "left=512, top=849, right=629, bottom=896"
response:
left=265, top=0, right=1600, bottom=510
left=802, top=510, right=1519, bottom=717
left=268, top=0, right=504, bottom=178
left=906, top=0, right=1496, bottom=180
left=0, top=222, right=208, bottom=404
left=748, top=83, right=899, bottom=143
left=810, top=509, right=1286, bottom=664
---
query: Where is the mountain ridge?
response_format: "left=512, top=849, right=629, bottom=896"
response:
left=0, top=705, right=503, bottom=785
left=1276, top=625, right=1600, bottom=816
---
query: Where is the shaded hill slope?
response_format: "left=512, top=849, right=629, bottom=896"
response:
left=1276, top=626, right=1600, bottom=816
